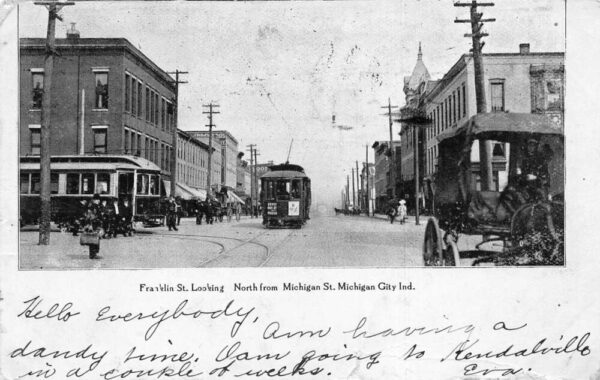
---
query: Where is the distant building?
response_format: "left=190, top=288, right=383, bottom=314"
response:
left=187, top=130, right=238, bottom=190
left=371, top=141, right=399, bottom=212
left=20, top=28, right=177, bottom=181
left=175, top=130, right=213, bottom=199
left=236, top=153, right=250, bottom=199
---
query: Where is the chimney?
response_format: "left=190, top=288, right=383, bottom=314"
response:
left=519, top=43, right=530, bottom=54
left=66, top=23, right=80, bottom=39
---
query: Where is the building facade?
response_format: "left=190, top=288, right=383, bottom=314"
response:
left=176, top=130, right=212, bottom=195
left=188, top=130, right=238, bottom=190
left=371, top=141, right=399, bottom=212
left=20, top=31, right=177, bottom=179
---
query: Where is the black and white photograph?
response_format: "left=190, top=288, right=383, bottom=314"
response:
left=2, top=1, right=600, bottom=379
left=15, top=0, right=565, bottom=269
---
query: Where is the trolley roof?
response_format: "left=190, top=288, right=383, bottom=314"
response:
left=261, top=163, right=308, bottom=179
left=19, top=155, right=162, bottom=172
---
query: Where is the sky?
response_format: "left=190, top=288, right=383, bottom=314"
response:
left=18, top=0, right=565, bottom=208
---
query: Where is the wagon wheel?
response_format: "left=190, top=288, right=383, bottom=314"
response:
left=444, top=235, right=461, bottom=266
left=423, top=218, right=444, bottom=266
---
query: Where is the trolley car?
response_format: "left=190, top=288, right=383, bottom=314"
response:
left=20, top=155, right=166, bottom=227
left=423, top=113, right=564, bottom=266
left=260, top=163, right=311, bottom=229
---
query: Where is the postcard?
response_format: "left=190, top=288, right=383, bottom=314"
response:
left=0, top=0, right=598, bottom=379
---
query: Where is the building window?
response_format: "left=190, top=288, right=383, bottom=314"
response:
left=137, top=82, right=143, bottom=117
left=457, top=87, right=461, bottom=119
left=94, top=72, right=109, bottom=109
left=490, top=81, right=505, bottom=112
left=154, top=93, right=159, bottom=125
left=93, top=127, right=107, bottom=153
left=546, top=79, right=563, bottom=110
left=124, top=129, right=130, bottom=154
left=20, top=173, right=30, bottom=194
left=161, top=99, right=166, bottom=130
left=131, top=78, right=137, bottom=116
left=30, top=128, right=41, bottom=155
left=31, top=71, right=44, bottom=109
left=462, top=83, right=467, bottom=117
left=125, top=74, right=131, bottom=112
left=453, top=91, right=457, bottom=124
left=145, top=88, right=150, bottom=121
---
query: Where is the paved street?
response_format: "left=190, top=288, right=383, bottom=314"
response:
left=19, top=212, right=436, bottom=269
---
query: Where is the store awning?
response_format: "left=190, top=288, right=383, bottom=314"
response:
left=163, top=180, right=207, bottom=201
left=225, top=191, right=244, bottom=204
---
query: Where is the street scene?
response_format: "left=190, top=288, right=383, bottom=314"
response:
left=18, top=1, right=565, bottom=268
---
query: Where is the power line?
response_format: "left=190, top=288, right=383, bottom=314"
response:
left=202, top=102, right=220, bottom=196
left=166, top=69, right=188, bottom=198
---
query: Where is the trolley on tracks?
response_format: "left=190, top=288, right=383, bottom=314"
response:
left=20, top=155, right=166, bottom=228
left=423, top=113, right=564, bottom=266
left=260, top=163, right=311, bottom=229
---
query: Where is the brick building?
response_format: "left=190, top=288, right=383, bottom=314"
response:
left=20, top=29, right=177, bottom=180
left=187, top=130, right=236, bottom=190
left=174, top=130, right=213, bottom=200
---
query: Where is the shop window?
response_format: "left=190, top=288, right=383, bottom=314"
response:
left=32, top=72, right=44, bottom=109
left=93, top=128, right=107, bottom=153
left=81, top=173, right=95, bottom=194
left=66, top=173, right=80, bottom=194
left=97, top=173, right=110, bottom=194
left=94, top=72, right=109, bottom=109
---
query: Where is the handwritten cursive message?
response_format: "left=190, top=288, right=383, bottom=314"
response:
left=6, top=296, right=592, bottom=379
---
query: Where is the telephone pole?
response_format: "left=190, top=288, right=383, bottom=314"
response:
left=346, top=175, right=350, bottom=209
left=246, top=144, right=255, bottom=217
left=365, top=144, right=370, bottom=216
left=35, top=0, right=74, bottom=245
left=167, top=70, right=188, bottom=199
left=355, top=161, right=360, bottom=209
left=202, top=103, right=220, bottom=196
left=351, top=168, right=356, bottom=208
left=381, top=98, right=399, bottom=199
left=455, top=0, right=496, bottom=191
left=253, top=149, right=260, bottom=217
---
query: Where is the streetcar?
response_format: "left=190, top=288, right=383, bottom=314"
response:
left=260, top=163, right=311, bottom=229
left=20, top=155, right=166, bottom=227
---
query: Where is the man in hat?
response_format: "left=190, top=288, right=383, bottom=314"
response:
left=516, top=137, right=550, bottom=202
left=82, top=193, right=102, bottom=259
left=166, top=196, right=178, bottom=231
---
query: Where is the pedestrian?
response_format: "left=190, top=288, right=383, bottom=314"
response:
left=119, top=197, right=133, bottom=236
left=398, top=199, right=407, bottom=225
left=195, top=200, right=205, bottom=225
left=175, top=197, right=182, bottom=226
left=81, top=193, right=102, bottom=259
left=387, top=200, right=398, bottom=224
left=235, top=201, right=241, bottom=222
left=226, top=202, right=233, bottom=223
left=166, top=196, right=178, bottom=231
left=71, top=198, right=88, bottom=236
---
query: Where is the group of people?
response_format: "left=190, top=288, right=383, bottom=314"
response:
left=387, top=199, right=408, bottom=225
left=72, top=193, right=134, bottom=259
left=193, top=199, right=243, bottom=225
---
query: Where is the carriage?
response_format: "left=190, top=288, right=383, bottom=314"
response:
left=20, top=155, right=166, bottom=228
left=260, top=163, right=311, bottom=229
left=423, top=113, right=564, bottom=266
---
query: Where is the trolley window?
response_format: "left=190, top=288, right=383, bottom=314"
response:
left=20, top=173, right=29, bottom=194
left=291, top=179, right=301, bottom=199
left=81, top=173, right=95, bottom=194
left=276, top=180, right=290, bottom=199
left=149, top=175, right=159, bottom=195
left=30, top=173, right=40, bottom=194
left=96, top=173, right=111, bottom=194
left=66, top=173, right=80, bottom=194
left=50, top=173, right=59, bottom=194
left=137, top=173, right=149, bottom=195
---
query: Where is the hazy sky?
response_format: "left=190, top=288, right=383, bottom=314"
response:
left=18, top=0, right=565, bottom=207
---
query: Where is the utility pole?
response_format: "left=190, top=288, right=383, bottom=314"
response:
left=167, top=70, right=188, bottom=199
left=246, top=144, right=255, bottom=218
left=355, top=161, right=360, bottom=209
left=202, top=103, right=220, bottom=197
left=351, top=168, right=356, bottom=208
left=253, top=149, right=260, bottom=217
left=455, top=0, right=496, bottom=191
left=35, top=0, right=74, bottom=245
left=381, top=98, right=399, bottom=200
left=346, top=175, right=350, bottom=209
left=365, top=144, right=370, bottom=216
